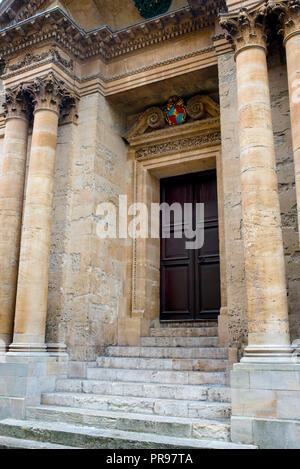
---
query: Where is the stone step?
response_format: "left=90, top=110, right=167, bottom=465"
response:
left=96, top=356, right=227, bottom=372
left=140, top=336, right=219, bottom=347
left=26, top=405, right=231, bottom=441
left=160, top=321, right=218, bottom=328
left=150, top=327, right=219, bottom=337
left=87, top=367, right=227, bottom=385
left=105, top=346, right=228, bottom=359
left=0, top=435, right=75, bottom=449
left=41, top=392, right=231, bottom=419
left=55, top=379, right=231, bottom=402
left=0, top=419, right=257, bottom=450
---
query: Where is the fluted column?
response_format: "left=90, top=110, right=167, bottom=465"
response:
left=9, top=73, right=72, bottom=354
left=270, top=0, right=300, bottom=245
left=221, top=4, right=291, bottom=360
left=0, top=86, right=30, bottom=353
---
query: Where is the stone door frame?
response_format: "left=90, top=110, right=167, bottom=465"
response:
left=118, top=137, right=227, bottom=346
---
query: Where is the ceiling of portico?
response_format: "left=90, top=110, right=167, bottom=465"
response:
left=108, top=64, right=219, bottom=116
left=60, top=0, right=188, bottom=31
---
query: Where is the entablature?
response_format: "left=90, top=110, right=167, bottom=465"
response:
left=0, top=3, right=224, bottom=63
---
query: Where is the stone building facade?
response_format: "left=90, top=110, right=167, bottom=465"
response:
left=0, top=0, right=299, bottom=449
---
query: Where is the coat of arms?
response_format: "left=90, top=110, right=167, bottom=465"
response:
left=164, top=96, right=187, bottom=126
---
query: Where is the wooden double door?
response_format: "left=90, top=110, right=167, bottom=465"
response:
left=160, top=170, right=221, bottom=321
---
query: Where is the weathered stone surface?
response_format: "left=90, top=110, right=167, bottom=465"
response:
left=55, top=378, right=231, bottom=402
left=0, top=419, right=256, bottom=449
left=105, top=345, right=229, bottom=359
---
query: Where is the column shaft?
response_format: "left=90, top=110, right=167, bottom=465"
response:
left=0, top=116, right=28, bottom=352
left=10, top=108, right=59, bottom=352
left=236, top=45, right=291, bottom=357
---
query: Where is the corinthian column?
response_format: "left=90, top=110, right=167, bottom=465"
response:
left=220, top=4, right=291, bottom=360
left=270, top=0, right=300, bottom=245
left=9, top=73, right=72, bottom=354
left=0, top=86, right=30, bottom=353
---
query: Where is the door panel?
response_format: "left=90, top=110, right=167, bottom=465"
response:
left=160, top=170, right=221, bottom=321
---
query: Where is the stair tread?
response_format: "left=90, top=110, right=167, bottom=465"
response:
left=150, top=328, right=218, bottom=337
left=99, top=356, right=227, bottom=361
left=57, top=378, right=229, bottom=388
left=0, top=419, right=257, bottom=449
left=0, top=435, right=76, bottom=449
left=87, top=367, right=227, bottom=385
left=89, top=366, right=226, bottom=371
left=91, top=366, right=226, bottom=373
left=106, top=346, right=227, bottom=349
left=27, top=404, right=231, bottom=424
left=106, top=347, right=228, bottom=355
left=96, top=356, right=227, bottom=371
left=42, top=391, right=230, bottom=406
left=140, top=337, right=219, bottom=346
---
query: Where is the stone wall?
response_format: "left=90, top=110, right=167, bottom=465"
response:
left=268, top=49, right=300, bottom=343
left=218, top=53, right=248, bottom=357
left=46, top=92, right=128, bottom=361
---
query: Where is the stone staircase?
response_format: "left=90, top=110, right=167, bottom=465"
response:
left=0, top=324, right=257, bottom=449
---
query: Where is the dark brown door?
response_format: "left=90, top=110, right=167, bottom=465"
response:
left=160, top=170, right=221, bottom=321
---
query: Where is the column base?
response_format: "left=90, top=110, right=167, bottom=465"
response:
left=7, top=343, right=48, bottom=356
left=47, top=343, right=68, bottom=357
left=0, top=353, right=68, bottom=420
left=242, top=345, right=293, bottom=363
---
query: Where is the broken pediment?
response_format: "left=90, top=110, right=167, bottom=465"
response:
left=125, top=95, right=220, bottom=143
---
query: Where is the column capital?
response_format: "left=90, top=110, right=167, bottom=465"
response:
left=268, top=0, right=300, bottom=43
left=24, top=72, right=77, bottom=116
left=220, top=3, right=268, bottom=57
left=3, top=83, right=30, bottom=121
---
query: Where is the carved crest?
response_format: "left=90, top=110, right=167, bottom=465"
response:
left=164, top=96, right=187, bottom=126
left=126, top=94, right=220, bottom=141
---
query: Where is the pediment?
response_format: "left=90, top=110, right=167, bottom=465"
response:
left=125, top=95, right=220, bottom=145
left=0, top=1, right=224, bottom=63
left=0, top=0, right=188, bottom=31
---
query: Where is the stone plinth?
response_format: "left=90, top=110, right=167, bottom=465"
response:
left=231, top=361, right=300, bottom=448
left=0, top=354, right=68, bottom=420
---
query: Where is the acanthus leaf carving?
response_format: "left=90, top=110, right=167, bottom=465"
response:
left=24, top=72, right=72, bottom=114
left=3, top=83, right=31, bottom=120
left=268, top=0, right=300, bottom=42
left=220, top=2, right=268, bottom=55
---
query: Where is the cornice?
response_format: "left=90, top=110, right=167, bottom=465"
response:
left=0, top=1, right=49, bottom=29
left=0, top=5, right=219, bottom=63
left=1, top=43, right=218, bottom=99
